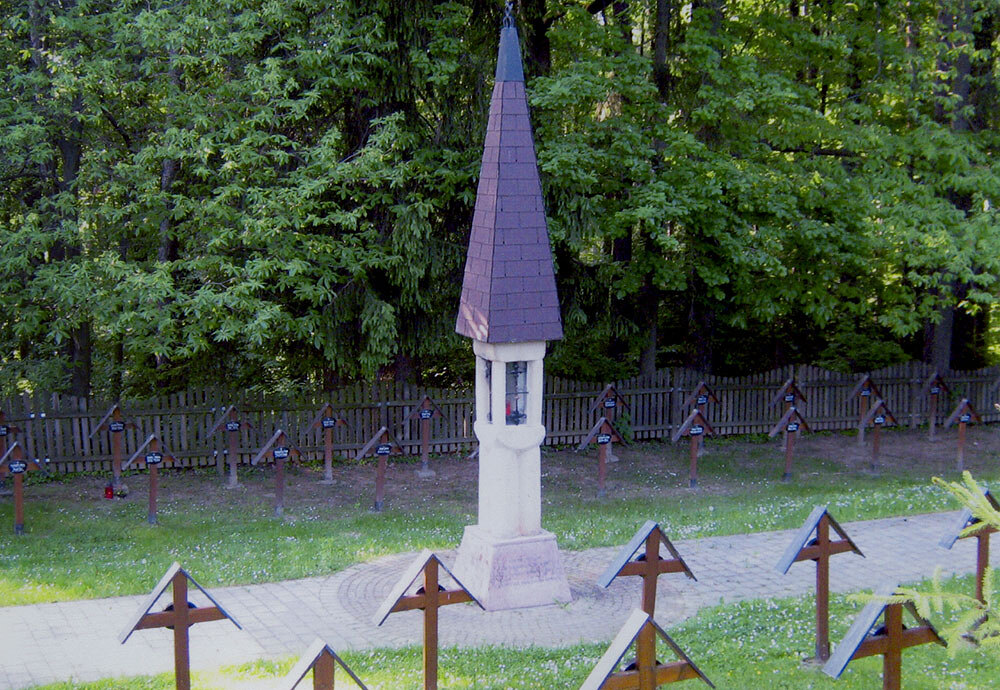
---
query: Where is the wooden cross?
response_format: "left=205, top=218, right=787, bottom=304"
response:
left=281, top=637, right=369, bottom=690
left=578, top=416, right=627, bottom=498
left=768, top=406, right=810, bottom=482
left=769, top=377, right=806, bottom=411
left=404, top=395, right=445, bottom=479
left=940, top=488, right=1000, bottom=603
left=251, top=429, right=301, bottom=517
left=308, top=403, right=346, bottom=484
left=208, top=405, right=255, bottom=488
left=671, top=409, right=714, bottom=488
left=373, top=551, right=482, bottom=690
left=0, top=442, right=44, bottom=534
left=124, top=434, right=176, bottom=525
left=850, top=375, right=883, bottom=445
left=775, top=506, right=864, bottom=661
left=597, top=521, right=696, bottom=619
left=943, top=398, right=981, bottom=471
left=120, top=562, right=242, bottom=690
left=682, top=382, right=718, bottom=456
left=357, top=426, right=403, bottom=512
left=859, top=399, right=897, bottom=472
left=769, top=377, right=806, bottom=452
left=590, top=385, right=629, bottom=463
left=0, top=408, right=20, bottom=463
left=580, top=609, right=714, bottom=690
left=0, top=409, right=21, bottom=496
left=921, top=372, right=950, bottom=439
left=596, top=522, right=698, bottom=689
left=89, top=404, right=136, bottom=492
left=823, top=582, right=945, bottom=690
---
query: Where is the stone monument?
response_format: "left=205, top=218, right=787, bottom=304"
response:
left=453, top=6, right=571, bottom=611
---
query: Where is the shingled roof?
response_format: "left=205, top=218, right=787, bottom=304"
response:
left=455, top=16, right=562, bottom=344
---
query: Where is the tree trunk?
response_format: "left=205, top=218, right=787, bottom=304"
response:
left=520, top=0, right=551, bottom=76
left=926, top=298, right=955, bottom=371
left=653, top=0, right=672, bottom=98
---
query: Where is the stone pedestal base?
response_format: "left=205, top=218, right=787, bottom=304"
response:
left=454, top=525, right=572, bottom=611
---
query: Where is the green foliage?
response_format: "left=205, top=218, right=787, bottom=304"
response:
left=904, top=471, right=1000, bottom=652
left=2, top=1, right=999, bottom=395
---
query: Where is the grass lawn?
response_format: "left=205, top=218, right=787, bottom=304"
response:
left=25, top=572, right=998, bottom=689
left=1, top=426, right=998, bottom=605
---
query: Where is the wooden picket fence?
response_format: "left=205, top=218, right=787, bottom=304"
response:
left=2, top=361, right=998, bottom=474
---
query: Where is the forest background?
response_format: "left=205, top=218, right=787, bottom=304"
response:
left=1, top=0, right=998, bottom=400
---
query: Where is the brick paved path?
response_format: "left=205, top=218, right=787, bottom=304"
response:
left=1, top=510, right=995, bottom=689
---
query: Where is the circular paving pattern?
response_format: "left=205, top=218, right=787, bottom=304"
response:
left=323, top=546, right=701, bottom=649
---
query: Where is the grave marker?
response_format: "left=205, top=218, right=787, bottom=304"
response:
left=775, top=506, right=864, bottom=661
left=357, top=426, right=403, bottom=512
left=120, top=562, right=241, bottom=690
left=578, top=416, right=627, bottom=498
left=373, top=550, right=482, bottom=690
left=579, top=609, right=714, bottom=690
left=597, top=521, right=696, bottom=619
left=251, top=429, right=301, bottom=517
left=671, top=409, right=715, bottom=487
left=822, top=582, right=944, bottom=690
left=769, top=377, right=806, bottom=411
left=208, top=405, right=255, bottom=488
left=0, top=408, right=21, bottom=496
left=850, top=375, right=883, bottom=445
left=0, top=441, right=45, bottom=534
left=682, top=382, right=718, bottom=456
left=769, top=378, right=806, bottom=452
left=89, top=404, right=136, bottom=494
left=124, top=434, right=177, bottom=525
left=0, top=408, right=20, bottom=463
left=281, top=637, right=368, bottom=690
left=308, top=403, right=347, bottom=484
left=768, top=406, right=810, bottom=482
left=590, top=385, right=630, bottom=464
left=859, top=399, right=897, bottom=472
left=404, top=395, right=446, bottom=479
left=939, top=488, right=1000, bottom=603
left=943, top=398, right=981, bottom=471
left=921, top=372, right=950, bottom=439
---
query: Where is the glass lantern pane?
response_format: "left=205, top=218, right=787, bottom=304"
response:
left=505, top=361, right=528, bottom=425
